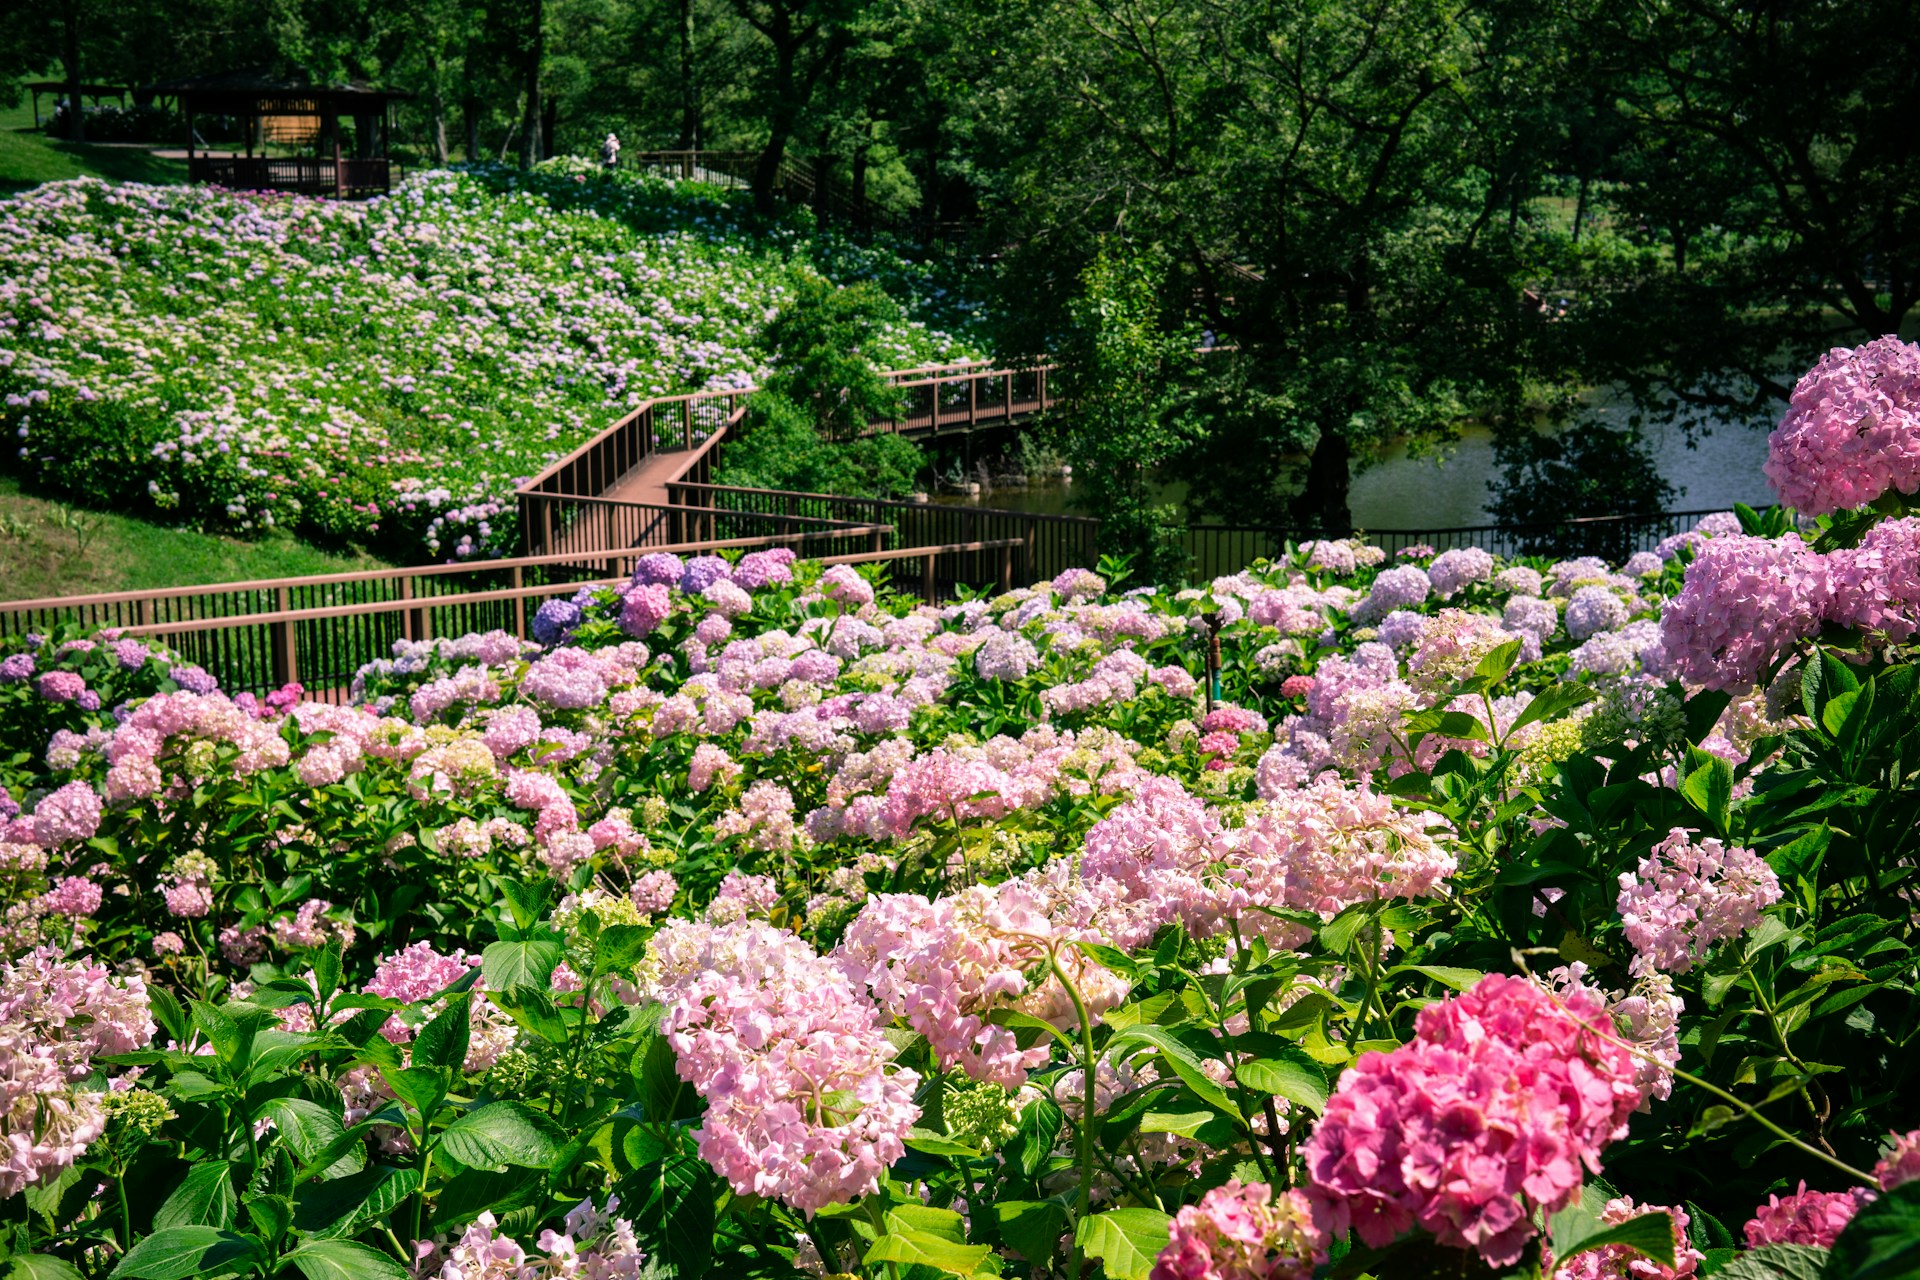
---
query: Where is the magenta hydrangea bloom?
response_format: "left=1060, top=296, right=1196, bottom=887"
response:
left=1150, top=1181, right=1328, bottom=1280
left=619, top=583, right=672, bottom=638
left=820, top=564, right=876, bottom=607
left=1742, top=1183, right=1862, bottom=1248
left=1765, top=336, right=1920, bottom=515
left=1826, top=516, right=1920, bottom=643
left=659, top=920, right=919, bottom=1214
left=1303, top=974, right=1643, bottom=1269
left=1657, top=533, right=1829, bottom=691
left=731, top=548, right=794, bottom=590
left=35, top=671, right=86, bottom=703
left=1877, top=1129, right=1920, bottom=1191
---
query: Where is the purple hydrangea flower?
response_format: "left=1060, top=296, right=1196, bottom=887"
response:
left=532, top=598, right=584, bottom=646
left=632, top=553, right=686, bottom=587
left=0, top=653, right=35, bottom=682
left=680, top=555, right=732, bottom=594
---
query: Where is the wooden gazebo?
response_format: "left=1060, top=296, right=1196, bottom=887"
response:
left=139, top=68, right=409, bottom=198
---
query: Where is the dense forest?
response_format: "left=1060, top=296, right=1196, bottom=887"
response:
left=6, top=0, right=1918, bottom=545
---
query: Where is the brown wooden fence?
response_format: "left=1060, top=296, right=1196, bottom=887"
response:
left=0, top=527, right=892, bottom=700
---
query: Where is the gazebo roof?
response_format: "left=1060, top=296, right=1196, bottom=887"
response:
left=139, top=67, right=410, bottom=115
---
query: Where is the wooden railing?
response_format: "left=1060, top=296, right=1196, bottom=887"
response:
left=665, top=481, right=1098, bottom=595
left=0, top=526, right=888, bottom=700
left=188, top=155, right=397, bottom=197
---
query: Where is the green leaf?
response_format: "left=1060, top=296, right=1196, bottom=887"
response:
left=260, top=1097, right=364, bottom=1179
left=1474, top=638, right=1524, bottom=685
left=1681, top=754, right=1735, bottom=834
left=108, top=1227, right=265, bottom=1280
left=596, top=924, right=652, bottom=973
left=496, top=877, right=555, bottom=933
left=996, top=1199, right=1070, bottom=1265
left=1685, top=689, right=1735, bottom=747
left=1824, top=1181, right=1920, bottom=1280
left=381, top=1065, right=449, bottom=1120
left=1070, top=939, right=1140, bottom=980
left=1507, top=683, right=1598, bottom=738
left=293, top=1166, right=421, bottom=1239
left=1109, top=1025, right=1242, bottom=1122
left=480, top=939, right=564, bottom=993
left=431, top=1167, right=546, bottom=1230
left=281, top=1241, right=409, bottom=1280
left=6, top=1256, right=85, bottom=1280
left=1387, top=964, right=1486, bottom=992
left=1711, top=1244, right=1829, bottom=1280
left=490, top=985, right=569, bottom=1046
left=1075, top=1208, right=1174, bottom=1280
left=246, top=1195, right=292, bottom=1245
left=436, top=1102, right=564, bottom=1171
left=153, top=1160, right=238, bottom=1231
left=625, top=1152, right=714, bottom=1279
left=1234, top=1054, right=1329, bottom=1115
left=412, top=993, right=472, bottom=1071
left=1013, top=1091, right=1064, bottom=1179
left=866, top=1223, right=994, bottom=1277
left=1549, top=1205, right=1674, bottom=1271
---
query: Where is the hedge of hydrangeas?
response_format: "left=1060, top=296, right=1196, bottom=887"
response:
left=0, top=341, right=1917, bottom=1280
left=0, top=160, right=982, bottom=562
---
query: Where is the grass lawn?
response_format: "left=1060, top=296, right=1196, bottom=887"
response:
left=0, top=93, right=187, bottom=191
left=0, top=476, right=392, bottom=602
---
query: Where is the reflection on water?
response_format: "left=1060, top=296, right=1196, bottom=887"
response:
left=939, top=403, right=1778, bottom=527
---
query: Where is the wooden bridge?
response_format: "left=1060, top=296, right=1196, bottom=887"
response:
left=517, top=358, right=1069, bottom=558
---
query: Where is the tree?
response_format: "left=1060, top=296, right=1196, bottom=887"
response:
left=1052, top=241, right=1198, bottom=581
left=974, top=0, right=1572, bottom=534
left=758, top=273, right=905, bottom=441
left=1554, top=0, right=1920, bottom=435
left=1486, top=423, right=1677, bottom=559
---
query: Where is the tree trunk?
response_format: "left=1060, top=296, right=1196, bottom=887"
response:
left=1292, top=427, right=1353, bottom=535
left=541, top=97, right=558, bottom=158
left=851, top=120, right=872, bottom=229
left=463, top=96, right=481, bottom=162
left=677, top=0, right=699, bottom=149
left=812, top=128, right=833, bottom=218
left=752, top=39, right=799, bottom=215
left=1572, top=173, right=1589, bottom=243
left=520, top=0, right=546, bottom=167
left=61, top=1, right=84, bottom=144
left=427, top=50, right=450, bottom=165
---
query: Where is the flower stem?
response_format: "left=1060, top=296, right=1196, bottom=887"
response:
left=1048, top=945, right=1099, bottom=1277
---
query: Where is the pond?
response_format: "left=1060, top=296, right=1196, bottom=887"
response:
left=936, top=401, right=1779, bottom=529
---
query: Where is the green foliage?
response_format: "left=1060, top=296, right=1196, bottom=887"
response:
left=1053, top=242, right=1196, bottom=582
left=715, top=391, right=926, bottom=497
left=759, top=272, right=908, bottom=442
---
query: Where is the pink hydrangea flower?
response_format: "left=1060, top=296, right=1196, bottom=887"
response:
left=1617, top=828, right=1781, bottom=976
left=619, top=583, right=672, bottom=638
left=1151, top=1181, right=1328, bottom=1280
left=1765, top=336, right=1920, bottom=515
left=1742, top=1183, right=1862, bottom=1248
left=1658, top=533, right=1830, bottom=691
left=1303, top=974, right=1644, bottom=1269
left=1877, top=1130, right=1920, bottom=1191
left=32, top=782, right=102, bottom=847
left=658, top=920, right=919, bottom=1214
left=1826, top=517, right=1920, bottom=644
left=1550, top=1197, right=1702, bottom=1280
left=41, top=877, right=102, bottom=918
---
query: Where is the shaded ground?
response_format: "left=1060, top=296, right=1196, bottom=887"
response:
left=0, top=477, right=391, bottom=601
